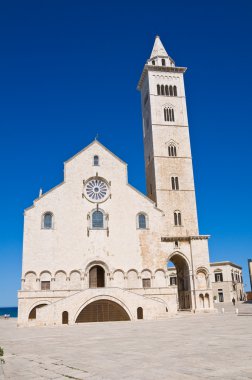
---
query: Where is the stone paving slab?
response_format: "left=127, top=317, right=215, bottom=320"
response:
left=0, top=304, right=252, bottom=379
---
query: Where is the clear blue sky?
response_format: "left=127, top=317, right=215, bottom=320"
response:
left=1, top=0, right=252, bottom=306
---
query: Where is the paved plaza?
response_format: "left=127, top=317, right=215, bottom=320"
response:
left=0, top=303, right=252, bottom=380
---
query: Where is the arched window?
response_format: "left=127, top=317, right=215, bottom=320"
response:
left=92, top=210, right=104, bottom=229
left=138, top=213, right=147, bottom=229
left=174, top=211, right=182, bottom=226
left=93, top=155, right=99, bottom=166
left=43, top=212, right=53, bottom=229
left=164, top=107, right=175, bottom=122
left=168, top=144, right=177, bottom=157
left=173, top=86, right=177, bottom=96
left=169, top=85, right=173, bottom=96
left=165, top=85, right=169, bottom=96
left=152, top=60, right=155, bottom=65
left=171, top=177, right=179, bottom=190
left=161, top=85, right=165, bottom=96
left=162, top=58, right=166, bottom=66
left=157, top=84, right=160, bottom=95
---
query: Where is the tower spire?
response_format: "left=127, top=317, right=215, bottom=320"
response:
left=150, top=35, right=169, bottom=58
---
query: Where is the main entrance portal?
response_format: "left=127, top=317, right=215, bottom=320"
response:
left=89, top=265, right=105, bottom=288
left=75, top=300, right=130, bottom=323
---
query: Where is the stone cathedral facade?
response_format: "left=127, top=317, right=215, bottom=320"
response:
left=18, top=36, right=214, bottom=326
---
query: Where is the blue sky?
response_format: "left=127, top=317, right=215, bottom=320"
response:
left=0, top=0, right=252, bottom=306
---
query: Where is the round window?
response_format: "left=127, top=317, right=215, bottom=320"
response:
left=84, top=178, right=110, bottom=203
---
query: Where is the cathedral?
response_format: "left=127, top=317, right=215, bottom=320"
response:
left=18, top=36, right=214, bottom=326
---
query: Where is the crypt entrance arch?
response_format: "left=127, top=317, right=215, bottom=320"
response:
left=75, top=299, right=131, bottom=323
left=168, top=252, right=192, bottom=310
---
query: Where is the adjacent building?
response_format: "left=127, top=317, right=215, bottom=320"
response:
left=18, top=36, right=215, bottom=327
left=168, top=261, right=245, bottom=305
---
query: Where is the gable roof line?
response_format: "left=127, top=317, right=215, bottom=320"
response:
left=126, top=183, right=164, bottom=213
left=64, top=139, right=127, bottom=166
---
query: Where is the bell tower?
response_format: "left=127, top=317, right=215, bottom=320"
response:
left=138, top=36, right=199, bottom=237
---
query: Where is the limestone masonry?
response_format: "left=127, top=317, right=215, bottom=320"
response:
left=18, top=36, right=217, bottom=326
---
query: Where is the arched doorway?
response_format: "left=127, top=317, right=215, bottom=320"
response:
left=168, top=253, right=192, bottom=310
left=76, top=300, right=130, bottom=323
left=28, top=303, right=48, bottom=320
left=137, top=307, right=143, bottom=319
left=89, top=265, right=105, bottom=288
left=62, top=311, right=69, bottom=324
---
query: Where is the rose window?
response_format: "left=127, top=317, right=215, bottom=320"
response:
left=84, top=178, right=109, bottom=203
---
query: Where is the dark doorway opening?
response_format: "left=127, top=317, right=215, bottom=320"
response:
left=62, top=311, right=69, bottom=324
left=137, top=307, right=143, bottom=319
left=89, top=265, right=105, bottom=288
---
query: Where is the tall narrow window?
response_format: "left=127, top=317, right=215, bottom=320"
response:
left=43, top=212, right=53, bottom=229
left=215, top=273, right=223, bottom=282
left=93, top=155, right=99, bottom=166
left=171, top=177, right=179, bottom=190
left=157, top=84, right=160, bottom=95
left=174, top=211, right=182, bottom=226
left=152, top=60, right=155, bottom=65
left=161, top=85, right=165, bottom=95
left=162, top=58, right=166, bottom=66
left=173, top=86, right=177, bottom=96
left=169, top=85, right=173, bottom=96
left=165, top=85, right=169, bottom=96
left=92, top=210, right=104, bottom=229
left=168, top=144, right=177, bottom=157
left=164, top=107, right=175, bottom=122
left=138, top=213, right=147, bottom=229
left=171, top=109, right=175, bottom=121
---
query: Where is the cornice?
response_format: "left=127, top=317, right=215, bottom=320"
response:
left=161, top=235, right=210, bottom=242
left=137, top=65, right=187, bottom=91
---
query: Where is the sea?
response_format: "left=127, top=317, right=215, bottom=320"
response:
left=0, top=307, right=18, bottom=318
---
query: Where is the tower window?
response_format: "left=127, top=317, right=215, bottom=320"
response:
left=165, top=85, right=169, bottom=96
left=161, top=85, right=165, bottom=96
left=171, top=177, right=179, bottom=190
left=92, top=210, right=104, bottom=229
left=164, top=107, right=175, bottom=122
left=168, top=144, right=177, bottom=157
left=161, top=58, right=166, bottom=66
left=173, top=86, right=177, bottom=96
left=157, top=84, right=160, bottom=95
left=169, top=85, right=173, bottom=96
left=137, top=213, right=147, bottom=229
left=93, top=155, right=99, bottom=166
left=174, top=211, right=182, bottom=226
left=42, top=212, right=53, bottom=229
left=152, top=60, right=155, bottom=65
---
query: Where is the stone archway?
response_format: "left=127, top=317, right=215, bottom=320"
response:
left=28, top=303, right=48, bottom=320
left=89, top=265, right=105, bottom=288
left=168, top=253, right=192, bottom=310
left=75, top=300, right=130, bottom=323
